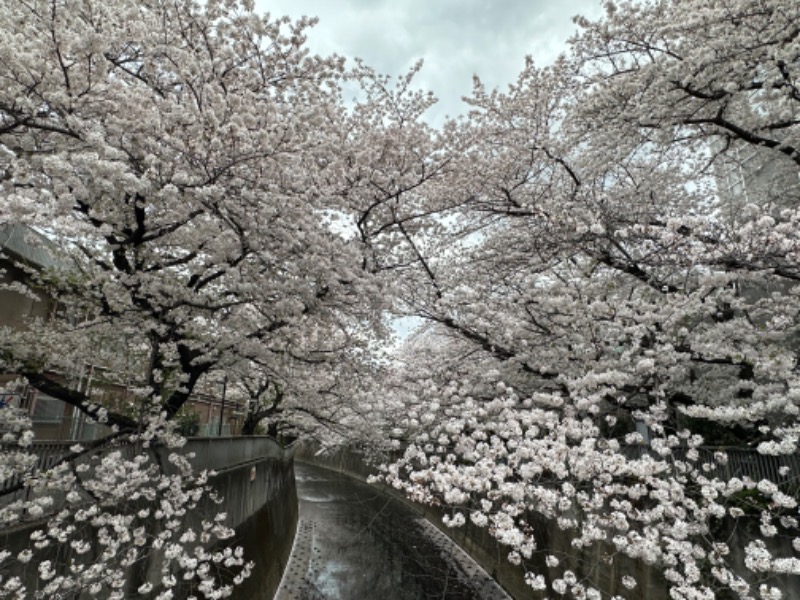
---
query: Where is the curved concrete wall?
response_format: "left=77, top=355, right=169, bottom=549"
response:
left=142, top=437, right=299, bottom=599
left=295, top=445, right=798, bottom=600
left=293, top=445, right=537, bottom=599
left=168, top=437, right=299, bottom=600
left=221, top=448, right=297, bottom=600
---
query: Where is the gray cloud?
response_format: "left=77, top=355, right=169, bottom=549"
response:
left=254, top=0, right=604, bottom=122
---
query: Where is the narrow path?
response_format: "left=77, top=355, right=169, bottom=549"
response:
left=274, top=462, right=512, bottom=600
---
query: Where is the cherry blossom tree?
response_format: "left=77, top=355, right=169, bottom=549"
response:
left=374, top=1, right=800, bottom=598
left=0, top=0, right=399, bottom=595
left=0, top=0, right=391, bottom=429
left=4, top=0, right=799, bottom=598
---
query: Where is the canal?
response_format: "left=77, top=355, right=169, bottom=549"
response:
left=274, top=462, right=512, bottom=600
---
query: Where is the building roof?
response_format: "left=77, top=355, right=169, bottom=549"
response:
left=0, top=224, right=65, bottom=271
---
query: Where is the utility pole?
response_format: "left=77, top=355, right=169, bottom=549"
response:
left=217, top=375, right=228, bottom=437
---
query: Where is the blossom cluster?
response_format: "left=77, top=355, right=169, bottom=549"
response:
left=0, top=410, right=250, bottom=598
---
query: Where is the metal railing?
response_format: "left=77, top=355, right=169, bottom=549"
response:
left=621, top=445, right=800, bottom=494
left=5, top=439, right=798, bottom=499
left=1, top=436, right=292, bottom=496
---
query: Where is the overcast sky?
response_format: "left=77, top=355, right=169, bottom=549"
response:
left=254, top=0, right=604, bottom=124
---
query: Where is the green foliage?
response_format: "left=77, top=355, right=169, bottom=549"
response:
left=679, top=415, right=758, bottom=447
left=726, top=488, right=772, bottom=515
left=175, top=409, right=201, bottom=437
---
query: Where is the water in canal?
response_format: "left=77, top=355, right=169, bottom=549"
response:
left=275, top=462, right=511, bottom=600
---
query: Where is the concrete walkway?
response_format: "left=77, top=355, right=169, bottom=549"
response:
left=274, top=462, right=512, bottom=600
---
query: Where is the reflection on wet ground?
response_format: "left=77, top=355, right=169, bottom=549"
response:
left=274, top=463, right=511, bottom=600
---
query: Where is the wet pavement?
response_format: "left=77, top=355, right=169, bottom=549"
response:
left=274, top=462, right=512, bottom=600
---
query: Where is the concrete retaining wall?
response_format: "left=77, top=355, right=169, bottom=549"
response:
left=220, top=447, right=297, bottom=600
left=0, top=436, right=298, bottom=600
left=296, top=445, right=800, bottom=600
left=294, top=445, right=538, bottom=599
